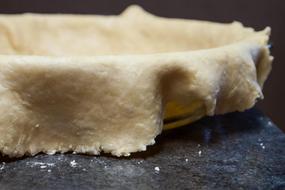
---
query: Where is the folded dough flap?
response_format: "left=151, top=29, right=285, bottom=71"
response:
left=0, top=5, right=272, bottom=157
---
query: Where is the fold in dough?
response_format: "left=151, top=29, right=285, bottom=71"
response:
left=0, top=5, right=273, bottom=157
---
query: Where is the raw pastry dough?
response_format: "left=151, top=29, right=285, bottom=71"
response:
left=0, top=5, right=272, bottom=157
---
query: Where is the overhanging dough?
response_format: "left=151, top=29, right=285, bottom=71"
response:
left=0, top=5, right=272, bottom=157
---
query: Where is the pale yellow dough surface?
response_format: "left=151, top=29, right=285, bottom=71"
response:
left=0, top=5, right=272, bottom=157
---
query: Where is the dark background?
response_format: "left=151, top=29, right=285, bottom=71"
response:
left=0, top=0, right=284, bottom=131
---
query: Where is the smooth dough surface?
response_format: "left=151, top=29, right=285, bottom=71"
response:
left=0, top=5, right=273, bottom=157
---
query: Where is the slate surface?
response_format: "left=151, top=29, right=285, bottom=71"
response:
left=0, top=108, right=284, bottom=190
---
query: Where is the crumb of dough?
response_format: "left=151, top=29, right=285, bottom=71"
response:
left=154, top=166, right=160, bottom=172
left=198, top=151, right=202, bottom=157
left=70, top=160, right=78, bottom=167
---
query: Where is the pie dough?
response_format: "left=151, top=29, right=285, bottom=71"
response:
left=0, top=5, right=273, bottom=157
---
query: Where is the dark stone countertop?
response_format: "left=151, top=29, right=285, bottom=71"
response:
left=0, top=108, right=284, bottom=190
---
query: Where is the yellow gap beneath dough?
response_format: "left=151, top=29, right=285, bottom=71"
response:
left=163, top=101, right=203, bottom=130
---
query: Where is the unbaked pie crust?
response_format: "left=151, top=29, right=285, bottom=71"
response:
left=0, top=5, right=272, bottom=157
